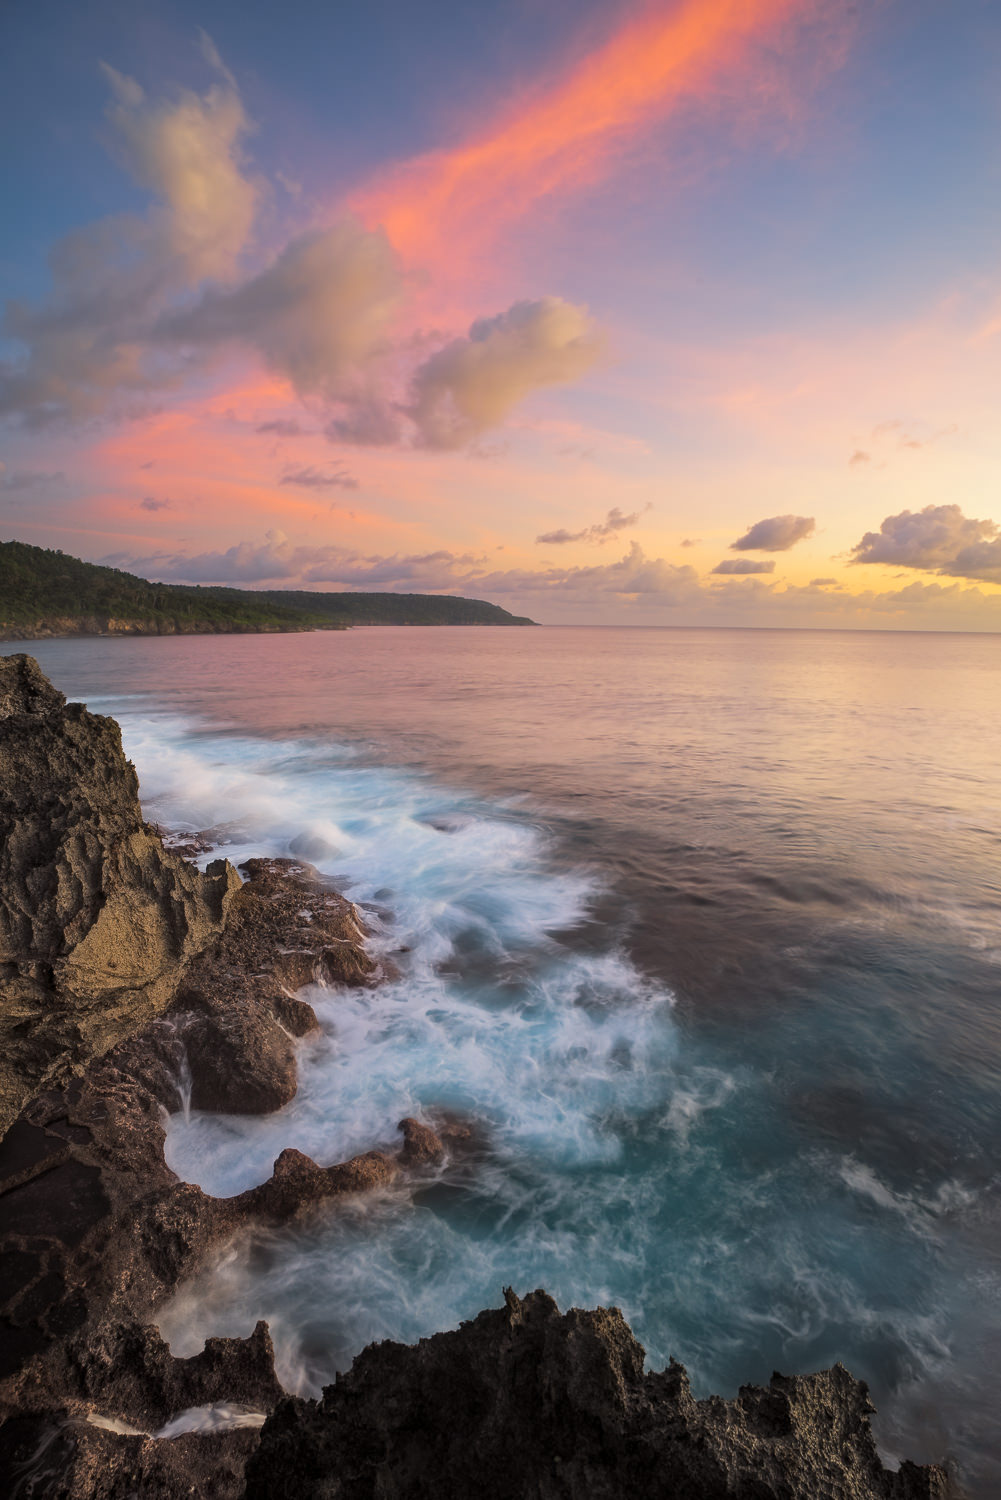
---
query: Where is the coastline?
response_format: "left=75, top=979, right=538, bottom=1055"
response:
left=0, top=653, right=959, bottom=1498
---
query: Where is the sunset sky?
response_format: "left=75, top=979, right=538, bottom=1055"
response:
left=3, top=0, right=1001, bottom=627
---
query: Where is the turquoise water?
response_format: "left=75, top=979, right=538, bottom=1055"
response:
left=20, top=626, right=1001, bottom=1493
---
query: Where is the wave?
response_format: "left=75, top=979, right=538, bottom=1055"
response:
left=102, top=704, right=998, bottom=1492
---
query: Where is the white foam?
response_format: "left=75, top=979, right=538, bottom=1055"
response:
left=120, top=708, right=970, bottom=1444
left=155, top=1404, right=267, bottom=1438
left=86, top=1414, right=147, bottom=1437
left=133, top=718, right=678, bottom=1198
left=85, top=1405, right=267, bottom=1439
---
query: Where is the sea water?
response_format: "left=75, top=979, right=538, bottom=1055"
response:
left=20, top=627, right=1001, bottom=1494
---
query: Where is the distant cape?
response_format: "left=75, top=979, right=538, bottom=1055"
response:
left=0, top=538, right=536, bottom=639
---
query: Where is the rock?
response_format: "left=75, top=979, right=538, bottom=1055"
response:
left=0, top=653, right=240, bottom=1135
left=0, top=700, right=389, bottom=1500
left=288, top=832, right=336, bottom=861
left=245, top=1288, right=956, bottom=1500
left=170, top=857, right=376, bottom=1115
left=181, top=1001, right=304, bottom=1115
left=235, top=1147, right=397, bottom=1223
left=396, top=1116, right=445, bottom=1166
left=0, top=848, right=384, bottom=1415
left=0, top=1414, right=260, bottom=1499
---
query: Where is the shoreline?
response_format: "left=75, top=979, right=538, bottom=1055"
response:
left=0, top=653, right=959, bottom=1497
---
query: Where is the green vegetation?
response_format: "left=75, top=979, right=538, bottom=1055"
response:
left=0, top=539, right=535, bottom=639
left=256, top=589, right=535, bottom=627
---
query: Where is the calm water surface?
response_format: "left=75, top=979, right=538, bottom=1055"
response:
left=20, top=627, right=1001, bottom=1493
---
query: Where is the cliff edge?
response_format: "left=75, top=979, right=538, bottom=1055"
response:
left=0, top=654, right=239, bottom=1134
left=248, top=1288, right=952, bottom=1500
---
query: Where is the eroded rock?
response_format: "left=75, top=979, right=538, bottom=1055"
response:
left=0, top=654, right=240, bottom=1135
left=0, top=746, right=386, bottom=1499
left=173, top=857, right=375, bottom=1115
left=246, top=1288, right=955, bottom=1500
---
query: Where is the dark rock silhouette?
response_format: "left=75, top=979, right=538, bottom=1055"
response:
left=247, top=1288, right=953, bottom=1500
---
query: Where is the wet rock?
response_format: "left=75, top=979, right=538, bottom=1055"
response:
left=0, top=653, right=240, bottom=1135
left=53, top=1320, right=283, bottom=1428
left=246, top=1288, right=956, bottom=1500
left=180, top=1002, right=303, bottom=1115
left=0, top=1413, right=260, bottom=1500
left=236, top=1147, right=397, bottom=1223
left=170, top=858, right=375, bottom=1115
left=0, top=752, right=387, bottom=1498
left=288, top=832, right=336, bottom=861
left=396, top=1116, right=445, bottom=1166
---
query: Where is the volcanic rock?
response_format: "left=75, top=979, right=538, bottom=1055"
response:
left=396, top=1116, right=445, bottom=1166
left=246, top=1288, right=954, bottom=1500
left=0, top=654, right=239, bottom=1134
left=234, top=1146, right=397, bottom=1223
left=171, top=857, right=374, bottom=1115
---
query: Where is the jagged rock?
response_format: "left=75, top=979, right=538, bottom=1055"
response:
left=40, top=1320, right=282, bottom=1430
left=0, top=701, right=387, bottom=1500
left=0, top=1414, right=260, bottom=1499
left=173, top=857, right=375, bottom=1114
left=0, top=653, right=240, bottom=1134
left=235, top=1146, right=397, bottom=1222
left=245, top=1288, right=955, bottom=1500
left=0, top=850, right=383, bottom=1423
left=396, top=1116, right=445, bottom=1165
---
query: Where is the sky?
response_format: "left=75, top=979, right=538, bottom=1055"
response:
left=2, top=0, right=1001, bottom=628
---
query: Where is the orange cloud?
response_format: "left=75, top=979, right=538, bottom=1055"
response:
left=351, top=0, right=805, bottom=272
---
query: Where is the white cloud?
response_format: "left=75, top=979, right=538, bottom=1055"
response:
left=712, top=558, right=775, bottom=574
left=851, top=503, right=1001, bottom=581
left=536, top=505, right=647, bottom=546
left=409, top=298, right=604, bottom=449
left=101, top=47, right=257, bottom=282
left=946, top=537, right=1001, bottom=584
left=731, top=514, right=815, bottom=551
left=280, top=464, right=358, bottom=491
left=120, top=533, right=698, bottom=602
left=1, top=58, right=604, bottom=446
left=165, top=222, right=403, bottom=400
left=0, top=466, right=64, bottom=491
left=122, top=530, right=481, bottom=589
left=474, top=542, right=702, bottom=603
left=114, top=531, right=1001, bottom=629
left=1, top=47, right=259, bottom=424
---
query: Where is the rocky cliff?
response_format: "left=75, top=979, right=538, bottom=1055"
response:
left=246, top=1288, right=951, bottom=1500
left=0, top=655, right=239, bottom=1135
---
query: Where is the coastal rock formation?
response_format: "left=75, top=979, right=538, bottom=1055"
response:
left=173, top=857, right=374, bottom=1115
left=0, top=821, right=419, bottom=1496
left=247, top=1288, right=953, bottom=1500
left=0, top=654, right=239, bottom=1134
left=0, top=849, right=387, bottom=1413
left=0, top=659, right=957, bottom=1499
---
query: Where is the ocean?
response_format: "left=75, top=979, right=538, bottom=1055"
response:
left=18, top=626, right=1001, bottom=1494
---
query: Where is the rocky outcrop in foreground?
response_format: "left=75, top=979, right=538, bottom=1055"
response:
left=247, top=1289, right=951, bottom=1500
left=0, top=654, right=238, bottom=1134
left=0, top=859, right=398, bottom=1465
